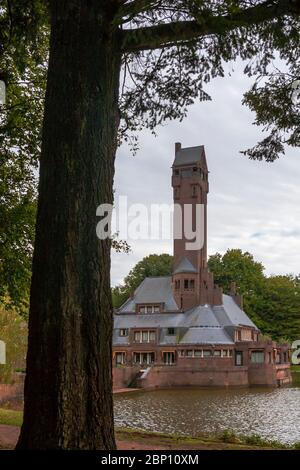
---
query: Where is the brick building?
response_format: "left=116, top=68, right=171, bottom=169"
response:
left=113, top=143, right=291, bottom=389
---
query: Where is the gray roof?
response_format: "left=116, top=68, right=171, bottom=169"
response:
left=114, top=277, right=258, bottom=347
left=118, top=276, right=179, bottom=313
left=173, top=145, right=207, bottom=167
left=180, top=327, right=233, bottom=345
left=173, top=257, right=197, bottom=274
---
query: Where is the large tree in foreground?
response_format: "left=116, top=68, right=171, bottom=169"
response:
left=14, top=0, right=300, bottom=449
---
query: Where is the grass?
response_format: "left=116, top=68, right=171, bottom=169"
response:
left=0, top=408, right=23, bottom=427
left=115, top=427, right=300, bottom=450
left=1, top=409, right=300, bottom=450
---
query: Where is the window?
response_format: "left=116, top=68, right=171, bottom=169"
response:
left=134, top=352, right=154, bottom=365
left=222, top=349, right=228, bottom=357
left=115, top=352, right=125, bottom=365
left=174, top=188, right=180, bottom=199
left=119, top=329, right=128, bottom=337
left=276, top=352, right=281, bottom=364
left=174, top=169, right=179, bottom=176
left=193, top=167, right=198, bottom=173
left=251, top=351, right=264, bottom=364
left=213, top=350, right=221, bottom=357
left=203, top=350, right=212, bottom=357
left=175, top=280, right=180, bottom=290
left=149, top=331, right=156, bottom=342
left=134, top=331, right=141, bottom=342
left=134, top=330, right=156, bottom=343
left=187, top=350, right=193, bottom=357
left=167, top=328, right=175, bottom=336
left=138, top=305, right=160, bottom=314
left=194, top=350, right=202, bottom=357
left=142, top=331, right=148, bottom=342
left=189, top=279, right=195, bottom=290
left=184, top=279, right=189, bottom=289
left=235, top=351, right=243, bottom=366
left=163, top=352, right=175, bottom=365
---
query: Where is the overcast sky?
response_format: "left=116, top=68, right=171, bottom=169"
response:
left=111, top=60, right=300, bottom=286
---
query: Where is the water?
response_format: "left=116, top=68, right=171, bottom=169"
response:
left=114, top=380, right=300, bottom=444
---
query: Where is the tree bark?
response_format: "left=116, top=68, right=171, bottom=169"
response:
left=16, top=0, right=121, bottom=449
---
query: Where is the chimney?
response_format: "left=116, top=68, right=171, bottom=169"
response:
left=175, top=142, right=181, bottom=153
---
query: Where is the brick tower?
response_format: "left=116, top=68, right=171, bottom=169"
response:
left=171, top=143, right=222, bottom=310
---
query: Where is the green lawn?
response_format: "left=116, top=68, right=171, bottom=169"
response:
left=0, top=408, right=23, bottom=427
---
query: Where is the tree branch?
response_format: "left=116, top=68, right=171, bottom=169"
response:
left=116, top=0, right=160, bottom=24
left=121, top=0, right=300, bottom=52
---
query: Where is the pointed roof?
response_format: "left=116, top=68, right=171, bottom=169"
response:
left=173, top=145, right=207, bottom=168
left=173, top=257, right=197, bottom=274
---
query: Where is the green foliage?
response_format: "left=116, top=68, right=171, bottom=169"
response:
left=112, top=253, right=173, bottom=308
left=0, top=1, right=49, bottom=312
left=208, top=249, right=300, bottom=341
left=0, top=304, right=27, bottom=383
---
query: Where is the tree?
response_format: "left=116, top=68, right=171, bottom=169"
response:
left=10, top=0, right=299, bottom=450
left=208, top=249, right=300, bottom=341
left=112, top=253, right=173, bottom=307
left=0, top=304, right=27, bottom=384
left=255, top=275, right=300, bottom=341
left=0, top=0, right=48, bottom=312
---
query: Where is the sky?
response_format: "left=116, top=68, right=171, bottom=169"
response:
left=111, top=61, right=300, bottom=287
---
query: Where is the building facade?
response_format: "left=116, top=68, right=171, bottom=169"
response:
left=113, top=144, right=291, bottom=389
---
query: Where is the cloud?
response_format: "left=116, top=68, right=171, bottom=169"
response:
left=112, top=60, right=300, bottom=285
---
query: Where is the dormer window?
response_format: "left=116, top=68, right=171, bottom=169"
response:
left=119, top=329, right=128, bottom=337
left=167, top=328, right=175, bottom=335
left=138, top=304, right=160, bottom=314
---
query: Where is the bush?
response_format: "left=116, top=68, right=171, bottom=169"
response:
left=0, top=304, right=27, bottom=383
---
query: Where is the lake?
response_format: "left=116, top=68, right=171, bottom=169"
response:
left=114, top=375, right=300, bottom=444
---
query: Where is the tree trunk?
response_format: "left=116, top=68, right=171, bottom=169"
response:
left=16, top=1, right=121, bottom=449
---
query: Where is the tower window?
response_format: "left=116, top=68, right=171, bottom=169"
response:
left=174, top=169, right=179, bottom=176
left=184, top=279, right=189, bottom=289
left=175, top=280, right=180, bottom=290
left=189, top=279, right=195, bottom=290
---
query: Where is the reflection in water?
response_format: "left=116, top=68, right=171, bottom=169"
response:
left=114, top=386, right=300, bottom=444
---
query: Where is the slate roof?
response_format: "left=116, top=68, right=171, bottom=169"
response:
left=173, top=257, right=197, bottom=274
left=114, top=277, right=258, bottom=347
left=173, top=145, right=207, bottom=167
left=118, top=276, right=179, bottom=313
